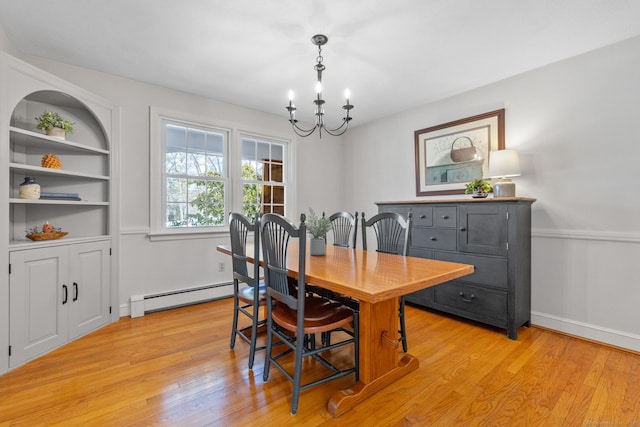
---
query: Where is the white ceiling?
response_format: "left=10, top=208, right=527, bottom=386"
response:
left=2, top=0, right=640, bottom=127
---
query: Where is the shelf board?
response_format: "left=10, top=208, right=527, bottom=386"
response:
left=9, top=235, right=111, bottom=251
left=10, top=162, right=110, bottom=180
left=10, top=198, right=109, bottom=206
left=10, top=126, right=109, bottom=154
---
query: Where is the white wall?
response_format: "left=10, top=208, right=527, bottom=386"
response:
left=343, top=36, right=640, bottom=351
left=0, top=25, right=15, bottom=55
left=8, top=52, right=345, bottom=315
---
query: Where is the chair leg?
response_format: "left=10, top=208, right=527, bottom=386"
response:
left=230, top=291, right=240, bottom=349
left=291, top=332, right=305, bottom=415
left=263, top=311, right=273, bottom=382
left=248, top=305, right=259, bottom=369
left=353, top=310, right=360, bottom=381
left=399, top=296, right=408, bottom=353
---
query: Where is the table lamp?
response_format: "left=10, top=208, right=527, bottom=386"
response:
left=488, top=149, right=521, bottom=198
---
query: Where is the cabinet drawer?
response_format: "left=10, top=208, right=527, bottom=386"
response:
left=433, top=282, right=507, bottom=323
left=407, top=247, right=433, bottom=259
left=412, top=228, right=457, bottom=251
left=434, top=251, right=508, bottom=289
left=433, top=207, right=457, bottom=228
left=410, top=206, right=433, bottom=227
left=405, top=287, right=434, bottom=305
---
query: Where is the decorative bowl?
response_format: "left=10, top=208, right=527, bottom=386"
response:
left=26, top=231, right=68, bottom=241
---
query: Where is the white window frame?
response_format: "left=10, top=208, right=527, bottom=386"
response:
left=150, top=106, right=295, bottom=241
left=237, top=131, right=290, bottom=217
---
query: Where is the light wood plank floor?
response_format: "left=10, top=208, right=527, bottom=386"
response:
left=1, top=298, right=639, bottom=426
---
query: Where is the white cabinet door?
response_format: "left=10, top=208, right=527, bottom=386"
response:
left=68, top=241, right=110, bottom=339
left=9, top=247, right=69, bottom=367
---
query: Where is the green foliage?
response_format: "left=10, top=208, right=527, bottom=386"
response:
left=306, top=208, right=331, bottom=239
left=182, top=163, right=263, bottom=227
left=35, top=111, right=74, bottom=133
left=465, top=179, right=492, bottom=194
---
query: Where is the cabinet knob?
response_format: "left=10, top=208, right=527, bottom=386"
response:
left=459, top=227, right=466, bottom=232
left=430, top=237, right=437, bottom=241
left=442, top=215, right=449, bottom=219
left=420, top=215, right=427, bottom=219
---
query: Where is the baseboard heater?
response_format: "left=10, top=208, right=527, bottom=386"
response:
left=130, top=282, right=233, bottom=317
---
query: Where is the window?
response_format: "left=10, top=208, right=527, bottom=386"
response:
left=150, top=107, right=292, bottom=237
left=240, top=134, right=287, bottom=217
left=163, top=120, right=228, bottom=228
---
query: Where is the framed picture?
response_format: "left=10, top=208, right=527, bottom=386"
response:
left=414, top=109, right=505, bottom=196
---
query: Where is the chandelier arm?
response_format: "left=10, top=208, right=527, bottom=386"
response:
left=291, top=121, right=320, bottom=137
left=321, top=121, right=350, bottom=137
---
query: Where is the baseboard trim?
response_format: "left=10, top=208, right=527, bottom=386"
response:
left=129, top=282, right=233, bottom=318
left=531, top=311, right=640, bottom=353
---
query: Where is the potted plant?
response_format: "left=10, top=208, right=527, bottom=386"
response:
left=306, top=208, right=331, bottom=256
left=35, top=111, right=74, bottom=139
left=465, top=179, right=492, bottom=198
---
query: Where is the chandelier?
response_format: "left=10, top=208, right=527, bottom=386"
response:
left=286, top=34, right=354, bottom=138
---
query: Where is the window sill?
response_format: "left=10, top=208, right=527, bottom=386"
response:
left=148, top=228, right=228, bottom=242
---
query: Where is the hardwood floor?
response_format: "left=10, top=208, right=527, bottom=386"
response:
left=1, top=298, right=639, bottom=426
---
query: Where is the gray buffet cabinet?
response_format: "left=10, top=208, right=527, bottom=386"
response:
left=377, top=198, right=536, bottom=339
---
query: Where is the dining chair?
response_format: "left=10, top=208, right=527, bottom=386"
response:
left=361, top=211, right=413, bottom=352
left=327, top=211, right=358, bottom=248
left=228, top=212, right=266, bottom=369
left=260, top=213, right=359, bottom=415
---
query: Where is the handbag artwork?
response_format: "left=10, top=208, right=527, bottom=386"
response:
left=449, top=136, right=477, bottom=163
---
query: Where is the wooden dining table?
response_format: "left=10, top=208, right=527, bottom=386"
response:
left=216, top=242, right=474, bottom=417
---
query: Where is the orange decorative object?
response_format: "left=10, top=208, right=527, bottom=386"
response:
left=42, top=223, right=53, bottom=233
left=26, top=231, right=68, bottom=241
left=41, top=153, right=61, bottom=169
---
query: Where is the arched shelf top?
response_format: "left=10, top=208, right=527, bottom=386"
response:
left=11, top=89, right=109, bottom=152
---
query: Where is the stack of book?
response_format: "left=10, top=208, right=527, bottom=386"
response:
left=40, top=192, right=81, bottom=201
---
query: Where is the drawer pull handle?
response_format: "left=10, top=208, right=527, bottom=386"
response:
left=420, top=215, right=427, bottom=219
left=430, top=237, right=437, bottom=241
left=459, top=227, right=467, bottom=232
left=459, top=292, right=475, bottom=303
left=442, top=215, right=449, bottom=219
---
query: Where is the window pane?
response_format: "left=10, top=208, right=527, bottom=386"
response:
left=273, top=186, right=284, bottom=204
left=270, top=161, right=283, bottom=182
left=166, top=151, right=186, bottom=175
left=257, top=141, right=270, bottom=160
left=242, top=183, right=262, bottom=218
left=167, top=202, right=187, bottom=227
left=272, top=144, right=283, bottom=162
left=187, top=152, right=206, bottom=176
left=167, top=178, right=186, bottom=202
left=242, top=139, right=256, bottom=161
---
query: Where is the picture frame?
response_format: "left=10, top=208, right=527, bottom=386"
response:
left=414, top=109, right=505, bottom=196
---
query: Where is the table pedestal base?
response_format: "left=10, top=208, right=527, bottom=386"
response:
left=327, top=354, right=419, bottom=417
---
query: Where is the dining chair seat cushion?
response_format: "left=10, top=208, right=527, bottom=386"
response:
left=272, top=296, right=354, bottom=335
left=238, top=283, right=267, bottom=305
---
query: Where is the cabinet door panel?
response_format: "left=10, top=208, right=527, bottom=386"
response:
left=458, top=204, right=508, bottom=256
left=9, top=247, right=68, bottom=367
left=68, top=241, right=110, bottom=339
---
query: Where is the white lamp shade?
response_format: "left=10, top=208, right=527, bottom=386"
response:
left=489, top=149, right=521, bottom=178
